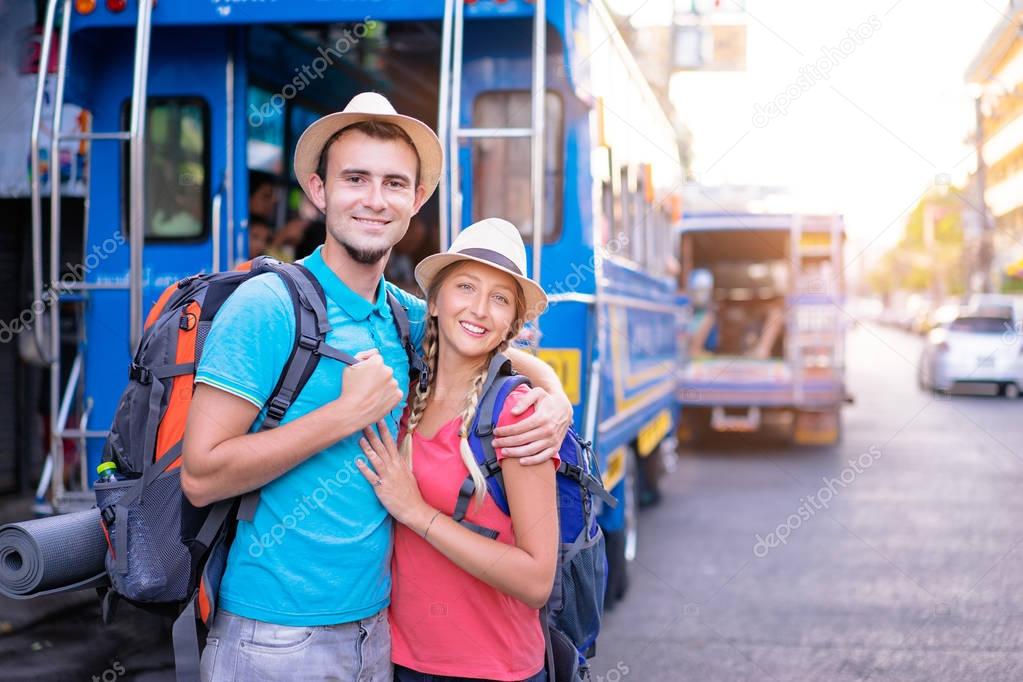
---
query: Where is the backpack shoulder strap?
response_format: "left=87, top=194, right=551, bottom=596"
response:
left=452, top=354, right=532, bottom=534
left=235, top=261, right=357, bottom=522
left=385, top=289, right=430, bottom=390
left=258, top=262, right=358, bottom=429
left=473, top=372, right=532, bottom=500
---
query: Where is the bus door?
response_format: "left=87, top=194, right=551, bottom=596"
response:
left=75, top=26, right=240, bottom=497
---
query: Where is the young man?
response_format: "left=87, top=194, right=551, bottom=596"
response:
left=182, top=93, right=572, bottom=681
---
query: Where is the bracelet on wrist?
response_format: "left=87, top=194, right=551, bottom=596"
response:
left=422, top=510, right=442, bottom=540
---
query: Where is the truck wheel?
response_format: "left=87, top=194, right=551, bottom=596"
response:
left=604, top=446, right=639, bottom=608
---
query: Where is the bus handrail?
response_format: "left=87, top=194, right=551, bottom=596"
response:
left=224, top=49, right=235, bottom=270
left=52, top=344, right=81, bottom=504
left=29, top=0, right=60, bottom=368
left=529, top=0, right=546, bottom=289
left=128, top=0, right=155, bottom=352
left=212, top=191, right=223, bottom=274
left=47, top=0, right=73, bottom=507
left=436, top=0, right=454, bottom=251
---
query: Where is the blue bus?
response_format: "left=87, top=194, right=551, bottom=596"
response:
left=26, top=0, right=684, bottom=603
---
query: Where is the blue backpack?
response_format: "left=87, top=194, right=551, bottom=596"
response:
left=452, top=353, right=617, bottom=681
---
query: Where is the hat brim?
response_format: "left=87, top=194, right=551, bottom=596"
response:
left=415, top=252, right=549, bottom=322
left=293, top=110, right=442, bottom=203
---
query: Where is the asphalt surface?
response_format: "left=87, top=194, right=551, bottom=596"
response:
left=591, top=322, right=1023, bottom=681
left=4, top=322, right=1023, bottom=681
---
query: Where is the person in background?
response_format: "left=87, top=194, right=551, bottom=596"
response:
left=247, top=215, right=273, bottom=259
left=688, top=268, right=719, bottom=357
left=265, top=197, right=318, bottom=262
left=248, top=170, right=279, bottom=222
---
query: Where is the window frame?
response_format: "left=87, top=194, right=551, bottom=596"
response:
left=470, top=88, right=565, bottom=245
left=121, top=95, right=212, bottom=243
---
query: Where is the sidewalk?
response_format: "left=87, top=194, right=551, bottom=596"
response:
left=1, top=492, right=175, bottom=681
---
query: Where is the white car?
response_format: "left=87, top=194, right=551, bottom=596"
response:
left=918, top=313, right=1023, bottom=398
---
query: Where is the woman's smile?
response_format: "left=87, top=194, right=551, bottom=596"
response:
left=458, top=320, right=488, bottom=338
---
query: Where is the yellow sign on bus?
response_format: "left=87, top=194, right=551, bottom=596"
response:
left=536, top=348, right=581, bottom=405
left=637, top=409, right=672, bottom=457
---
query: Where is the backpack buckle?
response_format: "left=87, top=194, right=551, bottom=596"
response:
left=266, top=396, right=290, bottom=421
left=415, top=361, right=430, bottom=392
left=298, top=334, right=319, bottom=353
left=562, top=462, right=585, bottom=483
left=128, top=363, right=152, bottom=385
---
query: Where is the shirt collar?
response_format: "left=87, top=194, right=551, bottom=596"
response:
left=299, top=245, right=389, bottom=321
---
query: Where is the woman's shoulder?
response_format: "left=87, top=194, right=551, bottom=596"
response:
left=495, top=384, right=534, bottom=428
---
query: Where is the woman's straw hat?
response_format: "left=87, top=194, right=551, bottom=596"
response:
left=415, top=218, right=548, bottom=321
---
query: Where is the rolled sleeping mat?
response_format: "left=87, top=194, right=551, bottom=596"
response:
left=0, top=508, right=109, bottom=599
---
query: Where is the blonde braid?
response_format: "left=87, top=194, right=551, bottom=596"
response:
left=457, top=325, right=522, bottom=507
left=400, top=316, right=439, bottom=464
left=417, top=259, right=530, bottom=509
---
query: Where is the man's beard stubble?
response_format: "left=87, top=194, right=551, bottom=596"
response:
left=325, top=220, right=392, bottom=265
left=342, top=242, right=390, bottom=265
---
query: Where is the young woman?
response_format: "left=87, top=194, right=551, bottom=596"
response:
left=356, top=218, right=558, bottom=682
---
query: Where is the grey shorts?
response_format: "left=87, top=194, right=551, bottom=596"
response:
left=200, top=608, right=392, bottom=682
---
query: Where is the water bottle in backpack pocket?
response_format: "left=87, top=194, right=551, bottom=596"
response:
left=95, top=468, right=192, bottom=604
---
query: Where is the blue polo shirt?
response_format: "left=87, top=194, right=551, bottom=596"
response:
left=194, top=246, right=426, bottom=626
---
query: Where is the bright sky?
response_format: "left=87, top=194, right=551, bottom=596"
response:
left=612, top=0, right=1003, bottom=269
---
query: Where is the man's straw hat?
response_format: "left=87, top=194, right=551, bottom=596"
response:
left=293, top=92, right=442, bottom=201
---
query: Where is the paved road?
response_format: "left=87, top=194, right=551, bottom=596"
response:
left=591, top=322, right=1023, bottom=681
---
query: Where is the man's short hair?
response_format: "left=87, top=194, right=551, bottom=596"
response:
left=315, top=120, right=422, bottom=188
left=249, top=170, right=277, bottom=197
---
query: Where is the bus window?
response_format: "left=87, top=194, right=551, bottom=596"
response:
left=619, top=166, right=638, bottom=263
left=123, top=98, right=210, bottom=240
left=471, top=90, right=563, bottom=243
left=247, top=86, right=285, bottom=176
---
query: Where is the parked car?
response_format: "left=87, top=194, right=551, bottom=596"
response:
left=916, top=302, right=961, bottom=335
left=918, top=311, right=1023, bottom=398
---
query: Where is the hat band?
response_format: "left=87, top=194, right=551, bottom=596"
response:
left=458, top=248, right=523, bottom=276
